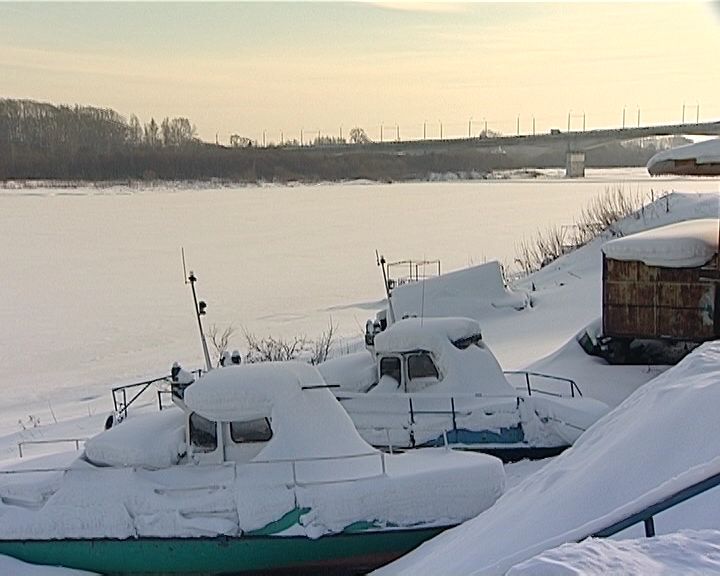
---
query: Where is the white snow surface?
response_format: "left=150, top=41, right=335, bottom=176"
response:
left=373, top=316, right=482, bottom=354
left=84, top=409, right=186, bottom=468
left=648, top=138, right=720, bottom=167
left=507, top=530, right=720, bottom=576
left=375, top=340, right=720, bottom=575
left=602, top=218, right=719, bottom=268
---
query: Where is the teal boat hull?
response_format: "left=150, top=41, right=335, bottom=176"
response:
left=0, top=527, right=448, bottom=575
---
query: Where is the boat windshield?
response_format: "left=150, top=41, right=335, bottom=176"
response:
left=189, top=412, right=218, bottom=452
left=230, top=418, right=273, bottom=443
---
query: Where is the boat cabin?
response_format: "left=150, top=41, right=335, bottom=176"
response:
left=177, top=361, right=372, bottom=465
left=365, top=316, right=513, bottom=396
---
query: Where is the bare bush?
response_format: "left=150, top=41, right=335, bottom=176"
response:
left=242, top=320, right=337, bottom=365
left=244, top=331, right=307, bottom=363
left=512, top=186, right=645, bottom=277
left=208, top=324, right=235, bottom=366
left=309, top=321, right=336, bottom=365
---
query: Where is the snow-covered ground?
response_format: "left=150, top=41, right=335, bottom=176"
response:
left=0, top=179, right=718, bottom=574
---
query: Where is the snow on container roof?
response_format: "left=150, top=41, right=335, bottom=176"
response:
left=602, top=218, right=719, bottom=268
left=647, top=138, right=720, bottom=169
left=185, top=361, right=373, bottom=461
left=374, top=317, right=482, bottom=355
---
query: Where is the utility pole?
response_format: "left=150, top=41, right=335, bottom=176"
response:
left=516, top=115, right=520, bottom=136
left=622, top=106, right=626, bottom=129
left=439, top=121, right=443, bottom=139
left=423, top=121, right=426, bottom=140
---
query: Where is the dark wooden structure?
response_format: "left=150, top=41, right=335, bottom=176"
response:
left=602, top=254, right=720, bottom=342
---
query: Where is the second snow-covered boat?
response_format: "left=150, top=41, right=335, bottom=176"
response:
left=319, top=317, right=609, bottom=460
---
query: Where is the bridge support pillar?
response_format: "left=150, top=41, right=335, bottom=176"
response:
left=565, top=151, right=586, bottom=178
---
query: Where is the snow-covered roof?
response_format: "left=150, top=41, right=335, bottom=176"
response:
left=647, top=138, right=720, bottom=168
left=185, top=361, right=373, bottom=461
left=602, top=218, right=719, bottom=268
left=374, top=317, right=482, bottom=354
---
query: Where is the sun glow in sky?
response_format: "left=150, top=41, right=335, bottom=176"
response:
left=1, top=1, right=718, bottom=143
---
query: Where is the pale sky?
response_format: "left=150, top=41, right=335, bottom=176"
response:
left=1, top=1, right=719, bottom=143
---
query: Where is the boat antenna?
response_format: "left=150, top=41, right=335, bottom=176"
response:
left=182, top=251, right=212, bottom=372
left=181, top=247, right=188, bottom=284
left=376, top=250, right=396, bottom=324
left=420, top=256, right=426, bottom=327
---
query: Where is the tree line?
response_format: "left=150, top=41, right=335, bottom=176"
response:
left=0, top=98, right=685, bottom=182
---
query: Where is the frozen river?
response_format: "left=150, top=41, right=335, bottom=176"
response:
left=1, top=168, right=718, bottom=431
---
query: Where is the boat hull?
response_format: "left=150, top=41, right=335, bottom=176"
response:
left=0, top=527, right=448, bottom=575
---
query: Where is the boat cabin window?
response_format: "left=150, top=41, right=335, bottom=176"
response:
left=189, top=413, right=217, bottom=452
left=379, top=356, right=401, bottom=384
left=407, top=353, right=439, bottom=380
left=230, top=418, right=273, bottom=443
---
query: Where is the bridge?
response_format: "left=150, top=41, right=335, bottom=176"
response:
left=360, top=120, right=720, bottom=177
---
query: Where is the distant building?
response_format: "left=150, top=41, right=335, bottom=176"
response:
left=647, top=138, right=720, bottom=176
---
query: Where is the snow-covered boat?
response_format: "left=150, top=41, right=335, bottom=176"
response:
left=319, top=317, right=609, bottom=460
left=0, top=361, right=504, bottom=575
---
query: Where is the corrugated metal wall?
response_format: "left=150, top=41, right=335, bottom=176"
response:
left=602, top=255, right=719, bottom=341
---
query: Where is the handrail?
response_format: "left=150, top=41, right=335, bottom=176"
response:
left=0, top=451, right=388, bottom=488
left=589, top=468, right=720, bottom=539
left=111, top=375, right=170, bottom=418
left=111, top=369, right=203, bottom=417
left=504, top=370, right=582, bottom=398
left=17, top=438, right=87, bottom=458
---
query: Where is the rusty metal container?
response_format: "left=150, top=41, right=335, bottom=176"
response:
left=602, top=254, right=719, bottom=341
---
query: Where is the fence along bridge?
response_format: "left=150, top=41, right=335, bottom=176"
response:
left=347, top=120, right=720, bottom=178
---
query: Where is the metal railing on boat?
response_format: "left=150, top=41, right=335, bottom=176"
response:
left=17, top=438, right=87, bottom=458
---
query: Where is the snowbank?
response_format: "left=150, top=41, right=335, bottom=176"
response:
left=507, top=529, right=720, bottom=576
left=375, top=340, right=720, bottom=575
left=602, top=218, right=718, bottom=268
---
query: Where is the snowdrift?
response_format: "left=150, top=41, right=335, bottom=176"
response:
left=507, top=529, right=720, bottom=576
left=376, top=340, right=720, bottom=575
